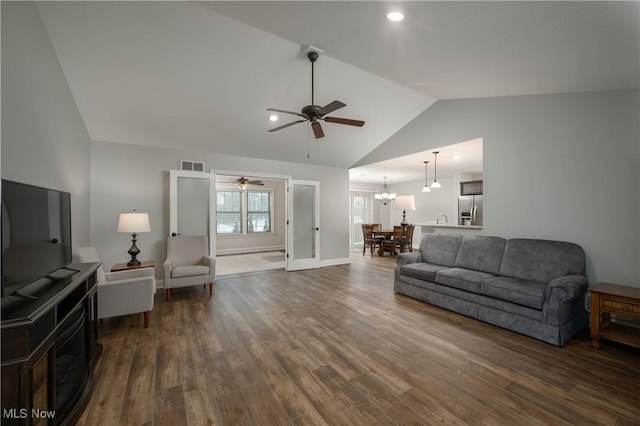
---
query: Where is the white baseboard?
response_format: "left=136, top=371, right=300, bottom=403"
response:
left=216, top=246, right=285, bottom=256
left=320, top=257, right=351, bottom=267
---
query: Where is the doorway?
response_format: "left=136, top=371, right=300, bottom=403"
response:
left=170, top=170, right=321, bottom=276
left=214, top=173, right=288, bottom=276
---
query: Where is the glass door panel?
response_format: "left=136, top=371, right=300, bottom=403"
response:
left=287, top=180, right=319, bottom=270
left=169, top=170, right=216, bottom=254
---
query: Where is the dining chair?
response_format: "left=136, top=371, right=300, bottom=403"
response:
left=405, top=224, right=415, bottom=252
left=361, top=224, right=380, bottom=256
left=382, top=225, right=404, bottom=257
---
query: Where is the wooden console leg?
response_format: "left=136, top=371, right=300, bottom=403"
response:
left=144, top=311, right=150, bottom=328
left=209, top=282, right=214, bottom=296
left=165, top=289, right=171, bottom=301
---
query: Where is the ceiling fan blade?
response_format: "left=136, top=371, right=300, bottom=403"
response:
left=248, top=181, right=265, bottom=186
left=268, top=119, right=306, bottom=132
left=266, top=108, right=305, bottom=118
left=317, top=100, right=346, bottom=116
left=311, top=121, right=325, bottom=139
left=324, top=116, right=365, bottom=127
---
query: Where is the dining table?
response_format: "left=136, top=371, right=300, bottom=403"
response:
left=372, top=229, right=406, bottom=256
left=371, top=229, right=397, bottom=256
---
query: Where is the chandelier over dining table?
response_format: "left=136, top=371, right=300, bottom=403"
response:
left=375, top=177, right=396, bottom=205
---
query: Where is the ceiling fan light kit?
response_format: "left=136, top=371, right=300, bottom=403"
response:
left=222, top=176, right=265, bottom=190
left=267, top=49, right=365, bottom=139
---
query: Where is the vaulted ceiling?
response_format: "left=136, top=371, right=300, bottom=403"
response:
left=36, top=1, right=639, bottom=172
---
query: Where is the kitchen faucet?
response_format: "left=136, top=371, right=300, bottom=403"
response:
left=436, top=213, right=449, bottom=224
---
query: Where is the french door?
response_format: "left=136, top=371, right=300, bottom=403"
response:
left=169, top=169, right=216, bottom=254
left=287, top=180, right=320, bottom=271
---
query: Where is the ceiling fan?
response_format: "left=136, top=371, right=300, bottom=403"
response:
left=223, top=176, right=265, bottom=189
left=267, top=51, right=365, bottom=139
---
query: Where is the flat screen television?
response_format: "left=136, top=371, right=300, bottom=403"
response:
left=1, top=179, right=72, bottom=298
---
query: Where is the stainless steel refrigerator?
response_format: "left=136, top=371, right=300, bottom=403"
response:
left=458, top=195, right=483, bottom=226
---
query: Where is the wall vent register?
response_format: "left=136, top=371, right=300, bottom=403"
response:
left=181, top=160, right=205, bottom=172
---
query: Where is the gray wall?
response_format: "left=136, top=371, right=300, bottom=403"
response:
left=1, top=2, right=91, bottom=249
left=357, top=90, right=640, bottom=285
left=89, top=140, right=349, bottom=278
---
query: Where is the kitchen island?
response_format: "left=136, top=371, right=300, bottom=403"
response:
left=418, top=222, right=483, bottom=230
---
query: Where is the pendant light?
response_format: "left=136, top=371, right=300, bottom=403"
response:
left=421, top=161, right=431, bottom=192
left=430, top=151, right=442, bottom=189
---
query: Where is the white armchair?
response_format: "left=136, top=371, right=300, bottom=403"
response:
left=74, top=247, right=156, bottom=328
left=163, top=235, right=215, bottom=301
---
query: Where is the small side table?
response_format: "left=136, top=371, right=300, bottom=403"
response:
left=589, top=282, right=640, bottom=349
left=111, top=260, right=155, bottom=272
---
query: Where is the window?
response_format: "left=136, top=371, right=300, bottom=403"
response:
left=247, top=191, right=271, bottom=233
left=216, top=189, right=273, bottom=235
left=216, top=191, right=241, bottom=233
left=349, top=191, right=376, bottom=248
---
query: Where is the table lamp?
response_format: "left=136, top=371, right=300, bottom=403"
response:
left=117, top=211, right=151, bottom=266
left=395, top=194, right=415, bottom=226
left=395, top=194, right=415, bottom=253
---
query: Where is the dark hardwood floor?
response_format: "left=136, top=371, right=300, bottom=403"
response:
left=78, top=251, right=640, bottom=425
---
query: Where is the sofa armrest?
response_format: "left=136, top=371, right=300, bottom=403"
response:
left=543, top=275, right=588, bottom=326
left=396, top=251, right=422, bottom=267
left=202, top=256, right=216, bottom=281
left=163, top=259, right=174, bottom=284
left=545, top=275, right=588, bottom=303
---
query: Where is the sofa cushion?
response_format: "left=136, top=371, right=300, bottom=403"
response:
left=481, top=275, right=547, bottom=310
left=419, top=234, right=464, bottom=267
left=171, top=265, right=209, bottom=278
left=454, top=236, right=507, bottom=275
left=436, top=268, right=495, bottom=294
left=499, top=239, right=585, bottom=283
left=400, top=263, right=450, bottom=282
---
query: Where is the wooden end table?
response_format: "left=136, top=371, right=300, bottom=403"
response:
left=589, top=282, right=640, bottom=349
left=111, top=260, right=155, bottom=272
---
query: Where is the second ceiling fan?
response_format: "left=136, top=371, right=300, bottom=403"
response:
left=267, top=51, right=365, bottom=139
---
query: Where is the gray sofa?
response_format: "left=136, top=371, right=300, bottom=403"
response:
left=394, top=234, right=589, bottom=346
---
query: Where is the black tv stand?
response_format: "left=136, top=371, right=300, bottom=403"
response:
left=44, top=266, right=80, bottom=281
left=11, top=290, right=38, bottom=300
left=1, top=262, right=102, bottom=425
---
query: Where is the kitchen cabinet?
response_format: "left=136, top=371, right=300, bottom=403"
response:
left=460, top=180, right=483, bottom=196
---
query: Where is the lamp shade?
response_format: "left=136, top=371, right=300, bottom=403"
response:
left=395, top=194, right=415, bottom=211
left=117, top=212, right=151, bottom=233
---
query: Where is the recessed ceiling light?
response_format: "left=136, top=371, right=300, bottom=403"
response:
left=268, top=114, right=279, bottom=122
left=453, top=155, right=461, bottom=160
left=386, top=10, right=405, bottom=22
